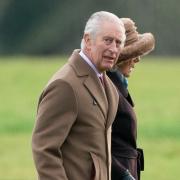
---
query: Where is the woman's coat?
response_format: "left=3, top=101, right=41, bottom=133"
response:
left=107, top=70, right=144, bottom=180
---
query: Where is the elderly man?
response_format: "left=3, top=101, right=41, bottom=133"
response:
left=32, top=11, right=126, bottom=180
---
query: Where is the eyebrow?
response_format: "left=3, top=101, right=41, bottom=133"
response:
left=103, top=36, right=122, bottom=43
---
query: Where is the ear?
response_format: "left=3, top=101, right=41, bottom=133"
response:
left=83, top=33, right=92, bottom=50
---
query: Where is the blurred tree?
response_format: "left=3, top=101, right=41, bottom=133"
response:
left=0, top=0, right=179, bottom=56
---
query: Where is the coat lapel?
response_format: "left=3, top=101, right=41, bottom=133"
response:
left=68, top=50, right=108, bottom=119
left=104, top=74, right=119, bottom=128
left=84, top=75, right=108, bottom=119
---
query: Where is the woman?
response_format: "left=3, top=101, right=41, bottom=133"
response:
left=107, top=18, right=155, bottom=180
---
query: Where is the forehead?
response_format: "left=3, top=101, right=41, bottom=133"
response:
left=98, top=21, right=124, bottom=39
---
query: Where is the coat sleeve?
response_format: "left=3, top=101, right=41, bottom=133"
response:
left=112, top=155, right=127, bottom=180
left=32, top=79, right=78, bottom=180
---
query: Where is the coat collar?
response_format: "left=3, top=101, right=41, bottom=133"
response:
left=69, top=49, right=119, bottom=128
left=104, top=75, right=119, bottom=128
left=107, top=70, right=134, bottom=107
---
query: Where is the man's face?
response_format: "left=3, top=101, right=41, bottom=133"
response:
left=118, top=57, right=140, bottom=77
left=85, top=21, right=125, bottom=72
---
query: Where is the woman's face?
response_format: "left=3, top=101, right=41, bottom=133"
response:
left=117, top=57, right=140, bottom=77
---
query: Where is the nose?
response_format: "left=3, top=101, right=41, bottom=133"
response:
left=109, top=41, right=118, bottom=53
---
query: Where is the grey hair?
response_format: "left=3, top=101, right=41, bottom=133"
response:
left=81, top=11, right=126, bottom=49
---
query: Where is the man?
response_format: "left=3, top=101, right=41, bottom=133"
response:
left=32, top=11, right=126, bottom=180
left=107, top=18, right=155, bottom=180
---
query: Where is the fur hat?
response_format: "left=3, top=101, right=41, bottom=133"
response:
left=117, top=18, right=155, bottom=62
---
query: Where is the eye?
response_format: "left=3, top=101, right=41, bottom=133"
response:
left=104, top=37, right=113, bottom=45
left=116, top=40, right=122, bottom=48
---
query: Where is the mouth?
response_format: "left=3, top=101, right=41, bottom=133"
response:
left=103, top=56, right=116, bottom=63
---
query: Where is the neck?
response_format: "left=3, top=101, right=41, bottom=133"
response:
left=80, top=50, right=102, bottom=76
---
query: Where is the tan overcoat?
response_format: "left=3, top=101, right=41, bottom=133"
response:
left=32, top=50, right=119, bottom=180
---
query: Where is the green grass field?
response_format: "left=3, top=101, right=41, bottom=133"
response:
left=0, top=56, right=180, bottom=180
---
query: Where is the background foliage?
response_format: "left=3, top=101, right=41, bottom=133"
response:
left=0, top=0, right=180, bottom=55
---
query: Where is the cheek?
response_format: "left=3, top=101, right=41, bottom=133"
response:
left=96, top=48, right=105, bottom=59
left=92, top=44, right=107, bottom=62
left=123, top=66, right=130, bottom=74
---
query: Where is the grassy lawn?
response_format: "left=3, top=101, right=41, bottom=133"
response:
left=0, top=56, right=180, bottom=179
left=0, top=134, right=36, bottom=180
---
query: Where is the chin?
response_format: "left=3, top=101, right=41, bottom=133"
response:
left=124, top=73, right=130, bottom=77
left=101, top=65, right=112, bottom=71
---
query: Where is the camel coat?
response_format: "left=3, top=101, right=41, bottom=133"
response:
left=32, top=50, right=119, bottom=180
